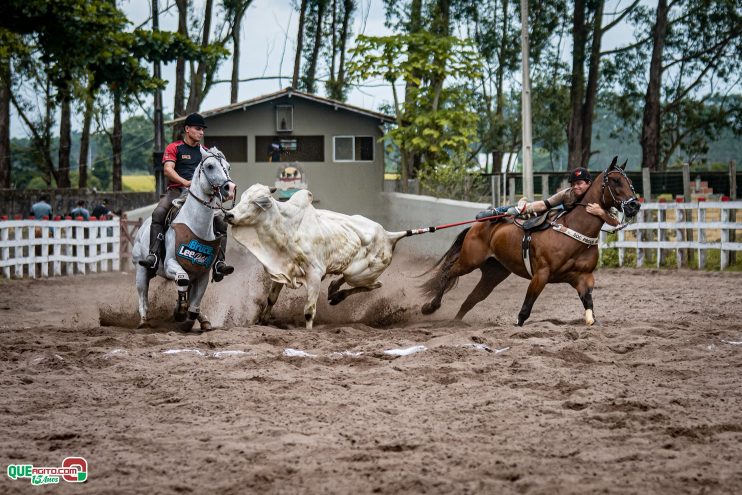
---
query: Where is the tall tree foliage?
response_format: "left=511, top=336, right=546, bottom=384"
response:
left=325, top=0, right=356, bottom=100
left=605, top=0, right=741, bottom=169
left=348, top=32, right=481, bottom=191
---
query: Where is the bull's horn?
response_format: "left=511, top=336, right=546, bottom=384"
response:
left=269, top=186, right=277, bottom=193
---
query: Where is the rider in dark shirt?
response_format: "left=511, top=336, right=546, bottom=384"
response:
left=138, top=113, right=234, bottom=281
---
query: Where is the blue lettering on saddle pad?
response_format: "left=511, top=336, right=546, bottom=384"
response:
left=177, top=239, right=215, bottom=267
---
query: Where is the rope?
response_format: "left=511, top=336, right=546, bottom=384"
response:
left=404, top=213, right=509, bottom=237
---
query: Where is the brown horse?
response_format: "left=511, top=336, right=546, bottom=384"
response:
left=420, top=157, right=641, bottom=326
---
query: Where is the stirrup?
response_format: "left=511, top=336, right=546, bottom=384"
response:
left=212, top=261, right=234, bottom=282
left=138, top=253, right=158, bottom=269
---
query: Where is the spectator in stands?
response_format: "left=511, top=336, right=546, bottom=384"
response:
left=71, top=200, right=90, bottom=220
left=30, top=195, right=52, bottom=219
left=92, top=198, right=112, bottom=219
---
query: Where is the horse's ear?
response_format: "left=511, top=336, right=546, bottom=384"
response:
left=620, top=159, right=628, bottom=170
left=609, top=156, right=618, bottom=169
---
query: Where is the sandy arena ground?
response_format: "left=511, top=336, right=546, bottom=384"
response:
left=1, top=248, right=741, bottom=494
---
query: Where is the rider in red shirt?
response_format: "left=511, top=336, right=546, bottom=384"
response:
left=139, top=113, right=234, bottom=281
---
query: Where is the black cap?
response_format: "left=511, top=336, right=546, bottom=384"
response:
left=184, top=113, right=207, bottom=128
left=569, top=167, right=592, bottom=183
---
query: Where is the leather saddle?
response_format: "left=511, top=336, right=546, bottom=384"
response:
left=515, top=208, right=565, bottom=232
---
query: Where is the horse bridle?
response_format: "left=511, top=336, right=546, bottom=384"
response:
left=601, top=166, right=637, bottom=214
left=188, top=150, right=237, bottom=212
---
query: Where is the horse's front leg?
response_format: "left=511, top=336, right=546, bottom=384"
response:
left=188, top=274, right=212, bottom=331
left=570, top=272, right=596, bottom=326
left=164, top=257, right=189, bottom=288
left=517, top=269, right=549, bottom=326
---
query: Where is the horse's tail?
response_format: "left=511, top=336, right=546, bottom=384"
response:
left=419, top=227, right=470, bottom=297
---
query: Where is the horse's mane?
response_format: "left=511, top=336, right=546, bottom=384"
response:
left=205, top=146, right=225, bottom=159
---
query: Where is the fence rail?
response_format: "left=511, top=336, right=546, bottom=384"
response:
left=0, top=219, right=120, bottom=278
left=599, top=201, right=741, bottom=270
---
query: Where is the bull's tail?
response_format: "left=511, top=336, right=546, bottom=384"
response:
left=386, top=230, right=410, bottom=250
left=419, top=227, right=470, bottom=298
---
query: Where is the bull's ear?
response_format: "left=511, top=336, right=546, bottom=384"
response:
left=253, top=196, right=273, bottom=211
left=620, top=159, right=628, bottom=170
left=269, top=186, right=277, bottom=194
left=609, top=156, right=618, bottom=169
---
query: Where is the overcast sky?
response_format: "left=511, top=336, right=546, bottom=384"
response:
left=125, top=0, right=394, bottom=120
left=11, top=0, right=640, bottom=138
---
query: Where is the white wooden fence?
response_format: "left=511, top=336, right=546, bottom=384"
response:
left=0, top=219, right=120, bottom=278
left=599, top=201, right=742, bottom=270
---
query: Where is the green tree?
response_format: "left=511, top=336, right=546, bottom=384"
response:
left=348, top=32, right=481, bottom=191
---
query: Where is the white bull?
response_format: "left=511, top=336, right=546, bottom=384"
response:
left=225, top=184, right=407, bottom=329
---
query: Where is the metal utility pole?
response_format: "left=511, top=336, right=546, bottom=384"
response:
left=520, top=0, right=534, bottom=200
left=152, top=0, right=165, bottom=195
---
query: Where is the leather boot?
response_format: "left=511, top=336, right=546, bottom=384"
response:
left=212, top=236, right=234, bottom=282
left=139, top=222, right=164, bottom=269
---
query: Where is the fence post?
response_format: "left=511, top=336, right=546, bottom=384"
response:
left=40, top=223, right=49, bottom=278
left=697, top=206, right=706, bottom=269
left=636, top=207, right=645, bottom=267
left=53, top=223, right=62, bottom=276
left=89, top=224, right=99, bottom=273
left=491, top=174, right=501, bottom=207
left=675, top=207, right=684, bottom=268
left=14, top=224, right=23, bottom=278
left=683, top=163, right=691, bottom=202
left=730, top=160, right=737, bottom=200
left=657, top=206, right=666, bottom=267
left=75, top=222, right=85, bottom=275
left=541, top=175, right=549, bottom=200
left=508, top=177, right=516, bottom=204
left=1, top=224, right=9, bottom=278
left=720, top=206, right=729, bottom=270
left=730, top=161, right=737, bottom=265
left=642, top=168, right=652, bottom=201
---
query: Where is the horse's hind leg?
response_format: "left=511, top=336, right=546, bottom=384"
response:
left=516, top=269, right=549, bottom=326
left=455, top=258, right=511, bottom=320
left=421, top=258, right=479, bottom=315
left=570, top=272, right=596, bottom=326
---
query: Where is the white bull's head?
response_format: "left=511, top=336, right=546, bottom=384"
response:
left=224, top=183, right=276, bottom=226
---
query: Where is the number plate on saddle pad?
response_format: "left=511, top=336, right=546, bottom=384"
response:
left=172, top=223, right=222, bottom=275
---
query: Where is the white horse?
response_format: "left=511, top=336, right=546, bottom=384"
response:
left=132, top=147, right=236, bottom=331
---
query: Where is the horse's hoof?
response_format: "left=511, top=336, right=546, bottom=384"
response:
left=585, top=309, right=595, bottom=326
left=198, top=314, right=213, bottom=331
left=174, top=308, right=188, bottom=322
left=179, top=319, right=197, bottom=332
left=329, top=294, right=345, bottom=306
left=137, top=319, right=149, bottom=329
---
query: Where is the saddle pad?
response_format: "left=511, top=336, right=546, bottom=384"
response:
left=172, top=223, right=221, bottom=275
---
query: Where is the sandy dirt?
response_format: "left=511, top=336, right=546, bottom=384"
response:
left=1, top=249, right=741, bottom=494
